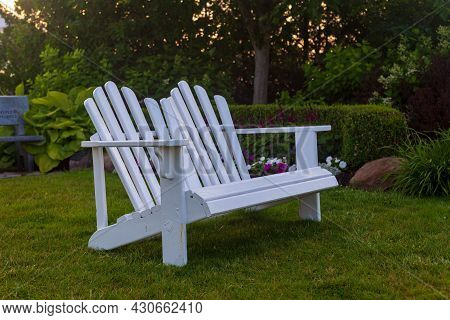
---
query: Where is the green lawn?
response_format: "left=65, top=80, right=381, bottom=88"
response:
left=0, top=170, right=448, bottom=299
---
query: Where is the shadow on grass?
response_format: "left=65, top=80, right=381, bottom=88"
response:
left=104, top=205, right=339, bottom=267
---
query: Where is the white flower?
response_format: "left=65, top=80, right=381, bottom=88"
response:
left=339, top=161, right=347, bottom=169
left=335, top=158, right=340, bottom=163
left=326, top=156, right=332, bottom=165
left=246, top=164, right=252, bottom=170
left=260, top=157, right=265, bottom=161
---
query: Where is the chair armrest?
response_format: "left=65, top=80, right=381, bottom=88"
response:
left=234, top=125, right=331, bottom=135
left=81, top=139, right=188, bottom=148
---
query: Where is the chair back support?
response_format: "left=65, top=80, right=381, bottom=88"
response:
left=84, top=81, right=251, bottom=212
left=0, top=96, right=28, bottom=134
left=173, top=81, right=251, bottom=183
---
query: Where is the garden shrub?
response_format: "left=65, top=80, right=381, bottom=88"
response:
left=303, top=42, right=380, bottom=103
left=405, top=55, right=450, bottom=133
left=124, top=53, right=232, bottom=101
left=22, top=87, right=95, bottom=173
left=229, top=104, right=407, bottom=169
left=27, top=45, right=112, bottom=98
left=393, top=129, right=449, bottom=197
left=376, top=30, right=436, bottom=108
left=373, top=26, right=449, bottom=133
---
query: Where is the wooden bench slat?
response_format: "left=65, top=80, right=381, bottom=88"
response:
left=0, top=135, right=44, bottom=143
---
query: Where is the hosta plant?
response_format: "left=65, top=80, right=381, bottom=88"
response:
left=0, top=126, right=16, bottom=170
left=23, top=87, right=94, bottom=173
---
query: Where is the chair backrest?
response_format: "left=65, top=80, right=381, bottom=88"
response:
left=0, top=96, right=29, bottom=135
left=84, top=81, right=250, bottom=212
left=168, top=81, right=251, bottom=185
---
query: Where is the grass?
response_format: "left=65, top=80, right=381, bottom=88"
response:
left=0, top=170, right=448, bottom=299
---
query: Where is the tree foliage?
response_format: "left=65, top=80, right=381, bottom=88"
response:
left=0, top=0, right=447, bottom=103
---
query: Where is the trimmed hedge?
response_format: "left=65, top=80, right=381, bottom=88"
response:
left=229, top=104, right=407, bottom=168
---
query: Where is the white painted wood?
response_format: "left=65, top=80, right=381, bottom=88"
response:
left=298, top=193, right=321, bottom=221
left=191, top=167, right=331, bottom=202
left=235, top=125, right=331, bottom=134
left=215, top=95, right=251, bottom=180
left=121, top=86, right=161, bottom=173
left=93, top=87, right=154, bottom=209
left=92, top=146, right=108, bottom=230
left=171, top=88, right=220, bottom=185
left=166, top=96, right=213, bottom=186
left=82, top=81, right=338, bottom=264
left=177, top=80, right=231, bottom=184
left=160, top=98, right=202, bottom=190
left=160, top=146, right=188, bottom=266
left=295, top=129, right=321, bottom=221
left=144, top=97, right=170, bottom=139
left=194, top=85, right=241, bottom=182
left=81, top=139, right=188, bottom=148
left=146, top=96, right=202, bottom=200
left=88, top=207, right=162, bottom=250
left=105, top=82, right=161, bottom=204
left=295, top=129, right=318, bottom=170
left=84, top=98, right=144, bottom=211
left=188, top=174, right=337, bottom=216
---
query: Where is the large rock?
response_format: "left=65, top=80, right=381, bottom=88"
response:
left=349, top=157, right=405, bottom=191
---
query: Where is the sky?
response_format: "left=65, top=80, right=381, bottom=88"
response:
left=0, top=0, right=15, bottom=10
left=0, top=0, right=15, bottom=30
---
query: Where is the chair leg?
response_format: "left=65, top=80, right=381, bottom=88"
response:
left=92, top=147, right=108, bottom=230
left=160, top=146, right=188, bottom=266
left=299, top=192, right=321, bottom=222
left=162, top=221, right=187, bottom=266
left=24, top=153, right=34, bottom=172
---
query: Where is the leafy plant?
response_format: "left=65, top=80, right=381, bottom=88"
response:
left=124, top=53, right=232, bottom=101
left=393, top=129, right=450, bottom=197
left=240, top=133, right=295, bottom=167
left=374, top=26, right=449, bottom=114
left=23, top=87, right=94, bottom=173
left=231, top=103, right=407, bottom=169
left=405, top=55, right=450, bottom=133
left=0, top=126, right=16, bottom=170
left=303, top=42, right=380, bottom=103
left=27, top=45, right=112, bottom=99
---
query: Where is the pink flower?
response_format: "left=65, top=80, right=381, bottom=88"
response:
left=263, top=163, right=271, bottom=171
left=277, top=162, right=288, bottom=173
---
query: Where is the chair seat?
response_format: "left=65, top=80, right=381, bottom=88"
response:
left=187, top=167, right=338, bottom=217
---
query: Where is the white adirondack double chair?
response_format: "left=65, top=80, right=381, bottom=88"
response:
left=81, top=81, right=338, bottom=266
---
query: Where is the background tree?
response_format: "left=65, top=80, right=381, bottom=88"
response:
left=0, top=0, right=448, bottom=104
left=235, top=0, right=278, bottom=104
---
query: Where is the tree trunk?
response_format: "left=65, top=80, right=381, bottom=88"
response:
left=253, top=44, right=270, bottom=104
left=301, top=16, right=309, bottom=62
